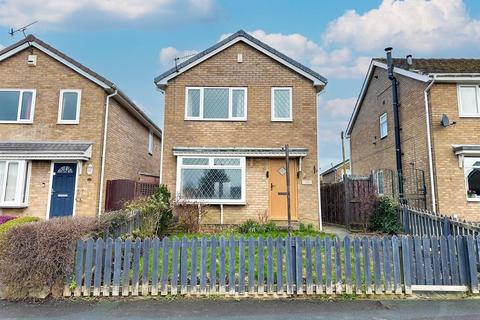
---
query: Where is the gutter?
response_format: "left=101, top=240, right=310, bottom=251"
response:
left=98, top=89, right=118, bottom=216
left=424, top=80, right=437, bottom=212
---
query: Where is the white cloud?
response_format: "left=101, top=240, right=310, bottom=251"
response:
left=158, top=47, right=198, bottom=69
left=318, top=96, right=357, bottom=118
left=324, top=0, right=480, bottom=53
left=0, top=0, right=215, bottom=28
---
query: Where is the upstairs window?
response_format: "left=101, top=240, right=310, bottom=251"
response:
left=458, top=85, right=480, bottom=117
left=0, top=89, right=35, bottom=123
left=185, top=87, right=247, bottom=121
left=148, top=131, right=153, bottom=155
left=379, top=113, right=388, bottom=138
left=271, top=87, right=292, bottom=121
left=0, top=160, right=29, bottom=207
left=176, top=156, right=245, bottom=204
left=465, top=157, right=480, bottom=201
left=58, top=90, right=81, bottom=124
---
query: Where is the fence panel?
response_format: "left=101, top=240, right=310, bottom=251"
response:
left=66, top=235, right=480, bottom=297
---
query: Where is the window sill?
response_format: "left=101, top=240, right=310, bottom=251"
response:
left=184, top=118, right=247, bottom=122
left=271, top=119, right=293, bottom=122
left=179, top=199, right=246, bottom=205
left=0, top=204, right=28, bottom=208
left=459, top=115, right=480, bottom=118
left=0, top=121, right=33, bottom=124
left=467, top=198, right=480, bottom=202
left=57, top=122, right=79, bottom=125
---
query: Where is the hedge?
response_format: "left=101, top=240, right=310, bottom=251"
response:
left=0, top=216, right=39, bottom=236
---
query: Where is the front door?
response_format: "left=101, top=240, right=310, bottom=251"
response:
left=268, top=159, right=298, bottom=220
left=49, top=163, right=77, bottom=218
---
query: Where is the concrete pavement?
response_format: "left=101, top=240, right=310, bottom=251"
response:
left=1, top=298, right=480, bottom=320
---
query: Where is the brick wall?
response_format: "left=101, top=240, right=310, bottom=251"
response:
left=162, top=41, right=320, bottom=227
left=103, top=98, right=161, bottom=209
left=349, top=67, right=432, bottom=210
left=429, top=83, right=480, bottom=220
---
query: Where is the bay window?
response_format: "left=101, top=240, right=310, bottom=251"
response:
left=0, top=89, right=36, bottom=123
left=0, top=160, right=29, bottom=207
left=176, top=156, right=245, bottom=204
left=185, top=87, right=247, bottom=121
left=464, top=157, right=480, bottom=201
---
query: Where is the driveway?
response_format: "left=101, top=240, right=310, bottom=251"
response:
left=1, top=298, right=480, bottom=320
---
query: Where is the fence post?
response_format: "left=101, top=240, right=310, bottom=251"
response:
left=402, top=207, right=410, bottom=234
left=442, top=217, right=451, bottom=237
left=343, top=175, right=351, bottom=230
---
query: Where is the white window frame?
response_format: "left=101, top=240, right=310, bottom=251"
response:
left=271, top=87, right=293, bottom=122
left=185, top=87, right=247, bottom=121
left=0, top=89, right=36, bottom=124
left=176, top=156, right=246, bottom=204
left=457, top=84, right=480, bottom=117
left=464, top=157, right=480, bottom=202
left=379, top=113, right=388, bottom=139
left=58, top=89, right=82, bottom=124
left=0, top=160, right=29, bottom=208
left=148, top=131, right=153, bottom=155
left=374, top=170, right=385, bottom=196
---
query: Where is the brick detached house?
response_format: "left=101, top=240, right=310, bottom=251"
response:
left=155, top=30, right=327, bottom=227
left=347, top=56, right=480, bottom=220
left=320, top=159, right=350, bottom=184
left=0, top=35, right=161, bottom=219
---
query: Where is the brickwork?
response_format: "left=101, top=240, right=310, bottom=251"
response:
left=429, top=83, right=480, bottom=219
left=0, top=47, right=160, bottom=219
left=162, top=41, right=320, bottom=227
left=349, top=67, right=432, bottom=210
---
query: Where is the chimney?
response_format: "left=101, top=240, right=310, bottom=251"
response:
left=406, top=54, right=413, bottom=67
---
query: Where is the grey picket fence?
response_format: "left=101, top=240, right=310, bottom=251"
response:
left=400, top=206, right=480, bottom=237
left=64, top=234, right=480, bottom=297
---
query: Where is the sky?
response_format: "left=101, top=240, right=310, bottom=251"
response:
left=0, top=0, right=480, bottom=172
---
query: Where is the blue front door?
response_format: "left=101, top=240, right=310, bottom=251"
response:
left=49, top=163, right=77, bottom=218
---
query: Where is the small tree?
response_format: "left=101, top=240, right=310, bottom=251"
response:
left=369, top=196, right=401, bottom=234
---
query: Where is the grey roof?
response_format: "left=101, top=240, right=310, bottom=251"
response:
left=0, top=35, right=161, bottom=137
left=154, top=30, right=327, bottom=85
left=172, top=146, right=308, bottom=157
left=320, top=159, right=350, bottom=176
left=373, top=58, right=480, bottom=74
left=0, top=141, right=92, bottom=153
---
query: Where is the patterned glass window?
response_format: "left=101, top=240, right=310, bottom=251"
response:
left=185, top=87, right=247, bottom=120
left=272, top=88, right=292, bottom=121
left=177, top=156, right=245, bottom=203
left=465, top=157, right=480, bottom=200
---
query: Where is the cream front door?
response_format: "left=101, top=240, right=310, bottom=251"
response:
left=268, top=159, right=298, bottom=220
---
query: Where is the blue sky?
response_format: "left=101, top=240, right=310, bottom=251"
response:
left=0, top=0, right=479, bottom=172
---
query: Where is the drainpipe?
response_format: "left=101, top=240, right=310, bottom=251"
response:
left=316, top=91, right=324, bottom=231
left=157, top=88, right=165, bottom=185
left=385, top=47, right=404, bottom=202
left=424, top=80, right=437, bottom=212
left=98, top=88, right=118, bottom=216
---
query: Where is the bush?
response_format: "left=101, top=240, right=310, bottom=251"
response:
left=173, top=200, right=208, bottom=233
left=369, top=196, right=401, bottom=234
left=125, top=185, right=173, bottom=238
left=0, top=215, right=15, bottom=225
left=0, top=216, right=39, bottom=236
left=237, top=220, right=279, bottom=234
left=0, top=217, right=103, bottom=300
left=98, top=210, right=136, bottom=238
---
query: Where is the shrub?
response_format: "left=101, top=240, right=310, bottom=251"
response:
left=124, top=185, right=173, bottom=238
left=98, top=210, right=136, bottom=238
left=173, top=200, right=208, bottom=233
left=369, top=196, right=401, bottom=234
left=237, top=220, right=279, bottom=234
left=0, top=215, right=15, bottom=225
left=0, top=216, right=39, bottom=236
left=0, top=217, right=103, bottom=300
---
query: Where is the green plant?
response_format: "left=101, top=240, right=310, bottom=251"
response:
left=69, top=278, right=77, bottom=291
left=238, top=220, right=263, bottom=234
left=0, top=216, right=39, bottom=236
left=0, top=217, right=103, bottom=300
left=369, top=196, right=401, bottom=234
left=98, top=210, right=136, bottom=238
left=263, top=221, right=279, bottom=233
left=125, top=185, right=173, bottom=238
left=173, top=200, right=208, bottom=233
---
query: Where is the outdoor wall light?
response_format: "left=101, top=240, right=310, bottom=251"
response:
left=87, top=164, right=94, bottom=176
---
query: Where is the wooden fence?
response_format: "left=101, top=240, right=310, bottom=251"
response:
left=105, top=180, right=158, bottom=211
left=321, top=175, right=374, bottom=230
left=400, top=206, right=480, bottom=237
left=64, top=234, right=480, bottom=297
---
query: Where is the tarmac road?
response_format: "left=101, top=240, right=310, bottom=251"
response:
left=1, top=298, right=480, bottom=320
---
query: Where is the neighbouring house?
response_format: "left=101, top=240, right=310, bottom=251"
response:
left=0, top=35, right=161, bottom=219
left=155, top=30, right=327, bottom=227
left=347, top=55, right=480, bottom=220
left=320, top=159, right=350, bottom=184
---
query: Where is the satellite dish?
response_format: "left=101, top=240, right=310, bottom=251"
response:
left=440, top=114, right=456, bottom=128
